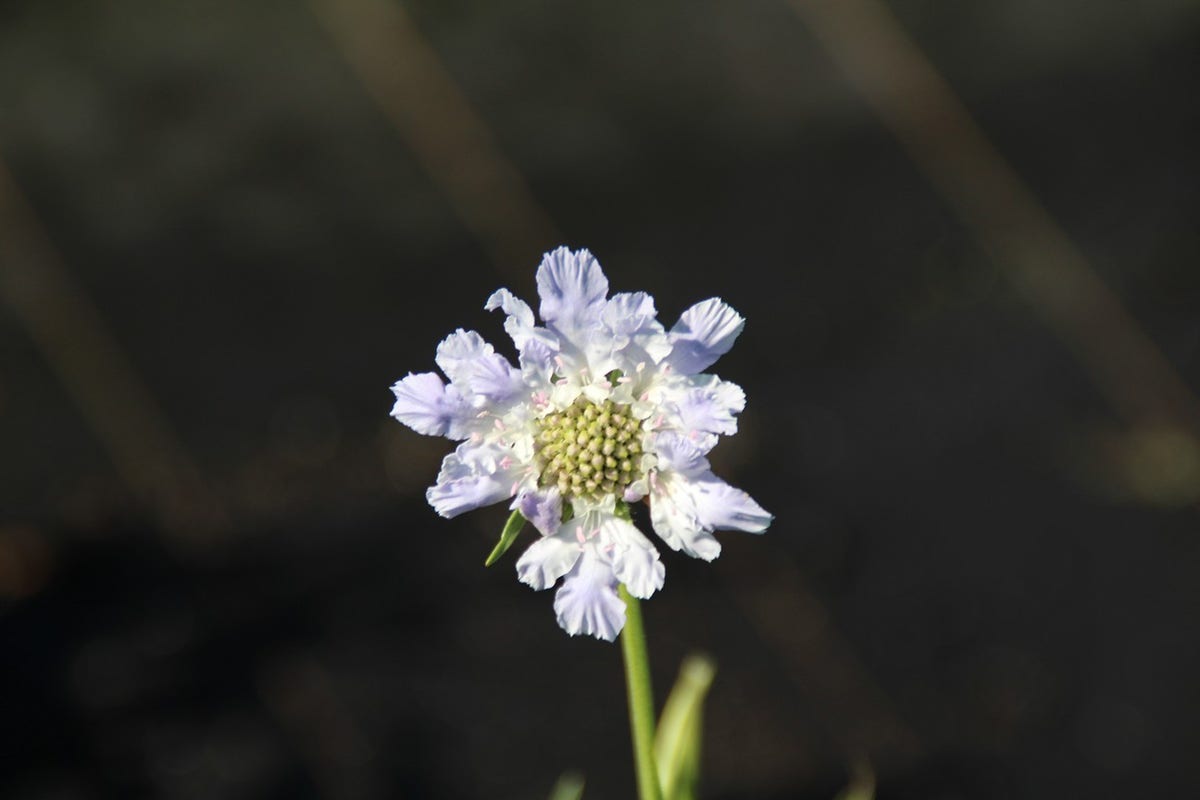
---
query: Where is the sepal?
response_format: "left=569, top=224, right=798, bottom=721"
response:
left=485, top=509, right=527, bottom=566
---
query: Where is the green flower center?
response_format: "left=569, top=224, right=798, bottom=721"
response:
left=535, top=398, right=644, bottom=501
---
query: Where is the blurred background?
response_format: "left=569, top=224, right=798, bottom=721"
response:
left=2, top=0, right=1199, bottom=797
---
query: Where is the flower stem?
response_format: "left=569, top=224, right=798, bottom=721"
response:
left=619, top=584, right=662, bottom=800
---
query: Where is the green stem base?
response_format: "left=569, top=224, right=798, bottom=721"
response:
left=620, top=585, right=662, bottom=800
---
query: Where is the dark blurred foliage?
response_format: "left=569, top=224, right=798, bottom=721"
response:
left=2, top=1, right=1199, bottom=798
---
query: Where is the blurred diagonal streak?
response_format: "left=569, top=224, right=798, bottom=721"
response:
left=0, top=160, right=224, bottom=542
left=720, top=547, right=923, bottom=766
left=258, top=657, right=377, bottom=799
left=311, top=0, right=563, bottom=278
left=787, top=0, right=1200, bottom=434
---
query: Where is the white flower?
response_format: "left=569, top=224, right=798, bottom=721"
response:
left=390, top=247, right=773, bottom=641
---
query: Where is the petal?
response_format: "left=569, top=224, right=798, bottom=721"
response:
left=515, top=526, right=581, bottom=591
left=519, top=337, right=558, bottom=388
left=485, top=288, right=550, bottom=352
left=665, top=376, right=746, bottom=449
left=667, top=298, right=745, bottom=375
left=516, top=486, right=563, bottom=537
left=435, top=329, right=524, bottom=404
left=425, top=443, right=521, bottom=518
left=435, top=329, right=491, bottom=385
left=553, top=549, right=626, bottom=641
left=649, top=475, right=722, bottom=562
left=485, top=288, right=534, bottom=330
left=389, top=372, right=469, bottom=438
left=691, top=475, right=773, bottom=533
left=602, top=517, right=665, bottom=600
left=536, top=247, right=609, bottom=338
left=603, top=292, right=672, bottom=368
left=602, top=292, right=658, bottom=341
left=652, top=431, right=711, bottom=478
left=467, top=353, right=524, bottom=405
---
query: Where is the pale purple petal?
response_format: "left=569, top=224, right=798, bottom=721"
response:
left=652, top=431, right=711, bottom=478
left=484, top=288, right=534, bottom=330
left=389, top=372, right=468, bottom=438
left=603, top=292, right=671, bottom=368
left=602, top=292, right=657, bottom=341
left=536, top=247, right=609, bottom=340
left=465, top=351, right=524, bottom=405
left=519, top=337, right=558, bottom=388
left=516, top=486, right=563, bottom=536
left=667, top=378, right=745, bottom=448
left=603, top=517, right=665, bottom=600
left=485, top=288, right=548, bottom=351
left=515, top=527, right=581, bottom=591
left=435, top=329, right=491, bottom=384
left=553, top=549, right=626, bottom=641
left=434, top=329, right=523, bottom=403
left=425, top=443, right=521, bottom=518
left=690, top=475, right=773, bottom=533
left=648, top=468, right=770, bottom=560
left=667, top=298, right=745, bottom=375
left=649, top=475, right=722, bottom=562
left=426, top=467, right=506, bottom=519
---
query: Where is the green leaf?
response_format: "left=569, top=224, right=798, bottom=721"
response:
left=484, top=510, right=526, bottom=567
left=547, top=771, right=585, bottom=800
left=654, top=654, right=716, bottom=800
left=833, top=760, right=875, bottom=800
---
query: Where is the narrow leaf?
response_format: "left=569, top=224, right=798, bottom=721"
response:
left=485, top=510, right=526, bottom=566
left=654, top=654, right=716, bottom=800
left=833, top=759, right=875, bottom=800
left=548, top=771, right=585, bottom=800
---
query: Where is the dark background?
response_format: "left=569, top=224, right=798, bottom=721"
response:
left=2, top=1, right=1199, bottom=798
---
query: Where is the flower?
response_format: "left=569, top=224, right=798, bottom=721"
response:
left=390, top=247, right=772, bottom=640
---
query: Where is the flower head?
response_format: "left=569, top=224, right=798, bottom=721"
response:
left=390, top=247, right=772, bottom=640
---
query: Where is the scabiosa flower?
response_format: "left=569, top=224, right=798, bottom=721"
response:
left=390, top=247, right=772, bottom=641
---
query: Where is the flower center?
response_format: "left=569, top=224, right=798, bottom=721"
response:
left=535, top=398, right=644, bottom=501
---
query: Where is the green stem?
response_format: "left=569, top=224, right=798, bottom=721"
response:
left=619, top=584, right=662, bottom=800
